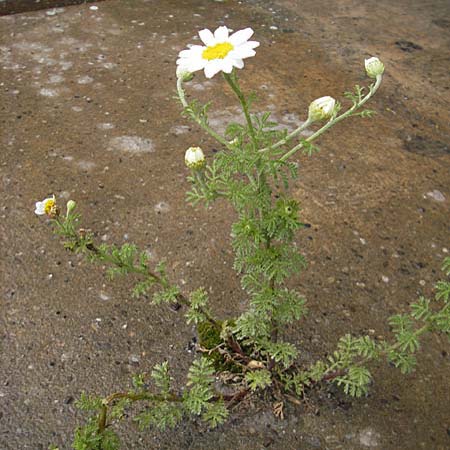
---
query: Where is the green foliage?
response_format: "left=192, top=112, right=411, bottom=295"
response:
left=183, top=358, right=215, bottom=415
left=73, top=417, right=120, bottom=450
left=273, top=289, right=307, bottom=324
left=334, top=366, right=371, bottom=397
left=387, top=350, right=417, bottom=374
left=308, top=361, right=327, bottom=382
left=299, top=139, right=320, bottom=156
left=183, top=99, right=212, bottom=126
left=41, top=54, right=450, bottom=448
left=201, top=400, right=229, bottom=428
left=135, top=402, right=182, bottom=431
left=75, top=393, right=104, bottom=412
left=344, top=84, right=366, bottom=105
left=435, top=280, right=450, bottom=303
left=281, top=371, right=311, bottom=396
left=245, top=369, right=272, bottom=391
left=151, top=362, right=172, bottom=396
left=186, top=357, right=215, bottom=387
left=388, top=315, right=420, bottom=353
left=109, top=398, right=130, bottom=421
left=442, top=257, right=450, bottom=276
left=354, top=336, right=379, bottom=359
left=261, top=341, right=298, bottom=368
left=185, top=288, right=210, bottom=324
left=152, top=285, right=180, bottom=305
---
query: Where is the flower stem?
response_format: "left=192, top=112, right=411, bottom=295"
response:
left=259, top=117, right=313, bottom=153
left=176, top=78, right=231, bottom=148
left=279, top=75, right=383, bottom=161
left=222, top=72, right=257, bottom=147
left=54, top=216, right=221, bottom=329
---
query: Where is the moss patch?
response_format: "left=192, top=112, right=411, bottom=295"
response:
left=197, top=320, right=241, bottom=373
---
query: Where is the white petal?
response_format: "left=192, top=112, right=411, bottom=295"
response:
left=178, top=49, right=196, bottom=58
left=186, top=57, right=207, bottom=72
left=229, top=28, right=254, bottom=46
left=204, top=60, right=223, bottom=78
left=178, top=45, right=204, bottom=57
left=232, top=58, right=244, bottom=69
left=214, top=26, right=229, bottom=42
left=35, top=201, right=45, bottom=215
left=220, top=57, right=234, bottom=74
left=233, top=47, right=256, bottom=59
left=199, top=29, right=216, bottom=46
left=242, top=40, right=260, bottom=50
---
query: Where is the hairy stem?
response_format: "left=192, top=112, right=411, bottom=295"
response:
left=54, top=218, right=221, bottom=329
left=176, top=78, right=231, bottom=148
left=279, top=75, right=383, bottom=161
left=259, top=117, right=313, bottom=153
left=222, top=72, right=257, bottom=147
left=97, top=391, right=182, bottom=435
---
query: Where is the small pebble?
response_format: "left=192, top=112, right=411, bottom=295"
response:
left=382, top=275, right=389, bottom=283
left=359, top=428, right=380, bottom=447
left=154, top=202, right=170, bottom=214
left=426, top=190, right=445, bottom=202
left=89, top=5, right=99, bottom=10
left=129, top=354, right=140, bottom=364
left=99, top=291, right=110, bottom=301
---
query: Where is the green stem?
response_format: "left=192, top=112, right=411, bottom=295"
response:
left=259, top=117, right=313, bottom=154
left=321, top=320, right=431, bottom=380
left=97, top=391, right=182, bottom=434
left=278, top=75, right=383, bottom=162
left=222, top=72, right=257, bottom=147
left=54, top=217, right=221, bottom=330
left=176, top=78, right=231, bottom=148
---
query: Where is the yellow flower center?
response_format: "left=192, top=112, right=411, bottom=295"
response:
left=202, top=42, right=234, bottom=61
left=44, top=198, right=55, bottom=215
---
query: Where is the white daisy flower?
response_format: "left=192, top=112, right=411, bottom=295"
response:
left=35, top=195, right=57, bottom=216
left=176, top=26, right=260, bottom=79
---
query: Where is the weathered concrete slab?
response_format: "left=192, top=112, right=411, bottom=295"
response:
left=0, top=0, right=104, bottom=16
left=1, top=0, right=449, bottom=449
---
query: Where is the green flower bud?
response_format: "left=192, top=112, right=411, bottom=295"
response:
left=365, top=56, right=384, bottom=79
left=66, top=200, right=76, bottom=217
left=308, top=96, right=336, bottom=122
left=176, top=65, right=194, bottom=82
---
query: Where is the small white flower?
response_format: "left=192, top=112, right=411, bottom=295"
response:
left=35, top=195, right=57, bottom=216
left=176, top=26, right=260, bottom=79
left=365, top=56, right=384, bottom=78
left=308, top=96, right=336, bottom=122
left=185, top=147, right=205, bottom=169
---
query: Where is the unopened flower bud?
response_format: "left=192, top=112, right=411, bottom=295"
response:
left=176, top=65, right=194, bottom=82
left=365, top=56, right=384, bottom=78
left=308, top=96, right=336, bottom=122
left=66, top=200, right=76, bottom=217
left=185, top=146, right=205, bottom=170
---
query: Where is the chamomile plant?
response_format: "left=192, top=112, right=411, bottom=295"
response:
left=37, top=27, right=449, bottom=450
